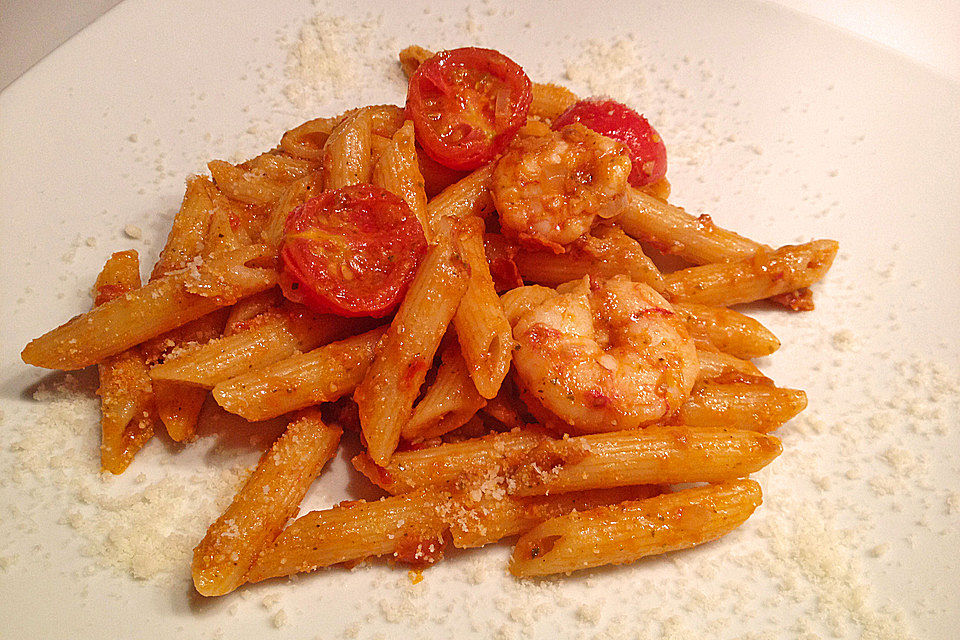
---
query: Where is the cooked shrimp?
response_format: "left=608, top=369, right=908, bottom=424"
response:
left=492, top=124, right=631, bottom=253
left=510, top=275, right=699, bottom=433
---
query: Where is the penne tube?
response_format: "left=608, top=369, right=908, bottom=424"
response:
left=240, top=152, right=315, bottom=183
left=213, top=327, right=385, bottom=421
left=509, top=480, right=762, bottom=577
left=223, top=288, right=281, bottom=335
left=193, top=409, right=341, bottom=596
left=245, top=489, right=451, bottom=583
left=660, top=240, right=838, bottom=307
left=352, top=429, right=550, bottom=494
left=151, top=177, right=215, bottom=279
left=355, top=238, right=470, bottom=465
left=450, top=485, right=660, bottom=549
left=402, top=343, right=487, bottom=442
left=152, top=379, right=212, bottom=443
left=208, top=159, right=286, bottom=206
left=452, top=215, right=515, bottom=399
left=142, top=307, right=229, bottom=442
left=141, top=283, right=230, bottom=442
left=145, top=180, right=227, bottom=441
left=279, top=116, right=339, bottom=161
left=180, top=244, right=280, bottom=302
left=366, top=104, right=407, bottom=138
left=424, top=165, right=494, bottom=233
left=370, top=133, right=391, bottom=164
left=673, top=302, right=780, bottom=359
left=512, top=224, right=662, bottom=288
left=321, top=108, right=374, bottom=189
left=509, top=427, right=780, bottom=496
left=357, top=422, right=777, bottom=497
left=529, top=82, right=578, bottom=122
left=615, top=186, right=762, bottom=264
left=150, top=308, right=357, bottom=388
left=615, top=188, right=821, bottom=308
left=94, top=251, right=156, bottom=475
left=261, top=171, right=322, bottom=248
left=372, top=121, right=430, bottom=236
left=21, top=246, right=277, bottom=370
left=638, top=176, right=671, bottom=201
left=696, top=346, right=767, bottom=382
left=672, top=382, right=807, bottom=432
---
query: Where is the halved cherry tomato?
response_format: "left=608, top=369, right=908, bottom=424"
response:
left=280, top=184, right=427, bottom=318
left=554, top=98, right=667, bottom=187
left=406, top=47, right=532, bottom=171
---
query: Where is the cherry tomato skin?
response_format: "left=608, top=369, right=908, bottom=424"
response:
left=554, top=98, right=667, bottom=187
left=280, top=184, right=427, bottom=318
left=406, top=47, right=533, bottom=171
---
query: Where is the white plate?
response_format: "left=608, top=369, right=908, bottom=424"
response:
left=2, top=1, right=958, bottom=638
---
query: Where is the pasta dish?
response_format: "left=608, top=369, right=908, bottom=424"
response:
left=20, top=45, right=837, bottom=596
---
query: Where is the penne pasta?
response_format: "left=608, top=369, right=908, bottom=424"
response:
left=240, top=152, right=315, bottom=183
left=151, top=177, right=215, bottom=279
left=424, top=165, right=494, bottom=233
left=402, top=342, right=488, bottom=442
left=529, top=82, right=578, bottom=122
left=508, top=427, right=780, bottom=496
left=279, top=116, right=339, bottom=161
left=673, top=302, right=780, bottom=359
left=94, top=251, right=156, bottom=475
left=355, top=237, right=470, bottom=465
left=372, top=120, right=430, bottom=236
left=21, top=246, right=277, bottom=370
left=672, top=382, right=807, bottom=432
left=261, top=172, right=322, bottom=248
left=223, top=288, right=281, bottom=335
left=208, top=159, right=286, bottom=207
left=212, top=327, right=386, bottom=421
left=509, top=480, right=762, bottom=576
left=144, top=179, right=225, bottom=442
left=398, top=44, right=433, bottom=77
left=510, top=224, right=663, bottom=288
left=245, top=489, right=451, bottom=583
left=321, top=107, right=374, bottom=189
left=353, top=429, right=550, bottom=494
left=150, top=308, right=357, bottom=388
left=615, top=188, right=819, bottom=308
left=151, top=378, right=214, bottom=443
left=193, top=409, right=341, bottom=596
left=696, top=345, right=767, bottom=382
left=450, top=485, right=660, bottom=549
left=615, top=186, right=763, bottom=264
left=660, top=240, right=839, bottom=307
left=451, top=215, right=515, bottom=399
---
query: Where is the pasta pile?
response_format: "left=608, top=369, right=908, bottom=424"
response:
left=21, top=45, right=837, bottom=596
